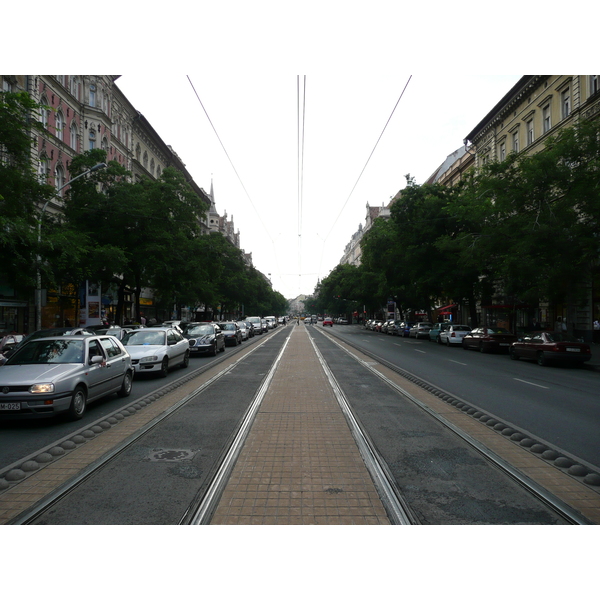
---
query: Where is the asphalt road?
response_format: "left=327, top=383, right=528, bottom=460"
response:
left=324, top=325, right=600, bottom=471
left=0, top=333, right=264, bottom=471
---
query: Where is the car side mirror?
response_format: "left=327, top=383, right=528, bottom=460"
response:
left=90, top=355, right=104, bottom=365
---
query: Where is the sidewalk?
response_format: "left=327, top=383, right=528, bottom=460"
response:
left=209, top=323, right=390, bottom=524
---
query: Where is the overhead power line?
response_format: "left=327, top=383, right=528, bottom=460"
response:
left=323, top=75, right=413, bottom=244
left=186, top=75, right=281, bottom=279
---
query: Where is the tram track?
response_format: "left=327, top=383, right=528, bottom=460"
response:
left=2, top=327, right=289, bottom=525
left=311, top=325, right=598, bottom=524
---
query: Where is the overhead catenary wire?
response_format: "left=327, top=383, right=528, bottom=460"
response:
left=297, top=75, right=307, bottom=294
left=185, top=75, right=281, bottom=281
left=317, top=76, right=412, bottom=282
left=323, top=75, right=412, bottom=244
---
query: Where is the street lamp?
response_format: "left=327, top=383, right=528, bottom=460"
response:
left=36, top=162, right=107, bottom=331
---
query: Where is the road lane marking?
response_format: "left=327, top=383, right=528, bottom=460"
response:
left=448, top=360, right=467, bottom=366
left=414, top=350, right=426, bottom=354
left=514, top=378, right=549, bottom=389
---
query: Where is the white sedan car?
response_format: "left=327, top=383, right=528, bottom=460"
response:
left=439, top=324, right=472, bottom=346
left=122, top=327, right=189, bottom=377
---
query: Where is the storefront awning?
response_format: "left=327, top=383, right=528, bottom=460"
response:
left=437, top=304, right=456, bottom=311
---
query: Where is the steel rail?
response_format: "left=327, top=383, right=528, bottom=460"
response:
left=312, top=326, right=592, bottom=525
left=307, top=334, right=419, bottom=525
left=7, top=327, right=291, bottom=525
left=182, top=329, right=293, bottom=525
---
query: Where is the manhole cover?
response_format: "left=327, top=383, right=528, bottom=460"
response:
left=149, top=449, right=197, bottom=462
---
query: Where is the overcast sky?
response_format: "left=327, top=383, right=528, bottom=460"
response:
left=116, top=73, right=521, bottom=300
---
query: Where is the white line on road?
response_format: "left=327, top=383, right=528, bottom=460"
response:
left=414, top=350, right=426, bottom=354
left=448, top=360, right=468, bottom=366
left=514, top=378, right=549, bottom=389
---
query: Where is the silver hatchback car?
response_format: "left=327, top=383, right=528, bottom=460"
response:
left=0, top=335, right=134, bottom=420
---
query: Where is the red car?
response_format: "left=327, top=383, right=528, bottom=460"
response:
left=461, top=327, right=518, bottom=353
left=323, top=317, right=333, bottom=327
left=510, top=331, right=592, bottom=366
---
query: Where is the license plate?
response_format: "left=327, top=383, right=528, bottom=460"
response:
left=0, top=402, right=21, bottom=410
left=566, top=348, right=580, bottom=352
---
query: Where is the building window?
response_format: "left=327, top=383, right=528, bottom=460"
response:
left=499, top=142, right=506, bottom=161
left=526, top=119, right=534, bottom=145
left=2, top=77, right=12, bottom=92
left=55, top=110, right=64, bottom=141
left=102, top=137, right=108, bottom=152
left=89, top=129, right=96, bottom=150
left=542, top=104, right=551, bottom=133
left=143, top=151, right=148, bottom=169
left=591, top=76, right=600, bottom=96
left=70, top=122, right=78, bottom=150
left=561, top=88, right=571, bottom=119
left=38, top=154, right=49, bottom=182
left=89, top=84, right=96, bottom=107
left=55, top=164, right=65, bottom=195
left=512, top=131, right=519, bottom=153
left=135, top=143, right=141, bottom=161
left=156, top=165, right=162, bottom=178
left=40, top=96, right=49, bottom=128
left=150, top=158, right=155, bottom=176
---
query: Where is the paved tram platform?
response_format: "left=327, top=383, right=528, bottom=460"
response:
left=210, top=323, right=390, bottom=524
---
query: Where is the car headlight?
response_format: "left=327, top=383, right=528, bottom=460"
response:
left=140, top=356, right=159, bottom=363
left=30, top=383, right=54, bottom=394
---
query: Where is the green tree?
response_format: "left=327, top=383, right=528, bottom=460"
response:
left=0, top=91, right=55, bottom=291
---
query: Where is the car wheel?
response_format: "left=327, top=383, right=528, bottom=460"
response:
left=68, top=386, right=87, bottom=420
left=219, top=343, right=225, bottom=352
left=181, top=351, right=190, bottom=368
left=437, top=336, right=442, bottom=344
left=117, top=371, right=133, bottom=397
left=446, top=337, right=451, bottom=346
left=462, top=341, right=469, bottom=350
left=159, top=357, right=169, bottom=377
left=211, top=342, right=218, bottom=356
left=509, top=348, right=519, bottom=361
left=479, top=342, right=487, bottom=353
left=537, top=352, right=547, bottom=366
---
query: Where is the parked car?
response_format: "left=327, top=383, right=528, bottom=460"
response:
left=122, top=326, right=189, bottom=377
left=244, top=321, right=255, bottom=338
left=323, top=317, right=333, bottom=327
left=221, top=322, right=242, bottom=346
left=510, top=331, right=592, bottom=366
left=0, top=335, right=134, bottom=420
left=409, top=322, right=433, bottom=339
left=338, top=317, right=349, bottom=325
left=439, top=324, right=472, bottom=346
left=428, top=322, right=450, bottom=343
left=265, top=316, right=277, bottom=329
left=182, top=322, right=225, bottom=356
left=381, top=319, right=395, bottom=334
left=0, top=334, right=25, bottom=365
left=237, top=321, right=249, bottom=341
left=247, top=316, right=263, bottom=334
left=462, top=327, right=518, bottom=353
left=261, top=319, right=269, bottom=333
left=398, top=322, right=415, bottom=337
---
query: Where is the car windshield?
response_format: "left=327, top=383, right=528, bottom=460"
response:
left=486, top=328, right=510, bottom=334
left=7, top=339, right=85, bottom=365
left=185, top=325, right=214, bottom=336
left=222, top=323, right=236, bottom=331
left=452, top=326, right=471, bottom=331
left=544, top=333, right=582, bottom=343
left=122, top=330, right=166, bottom=346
